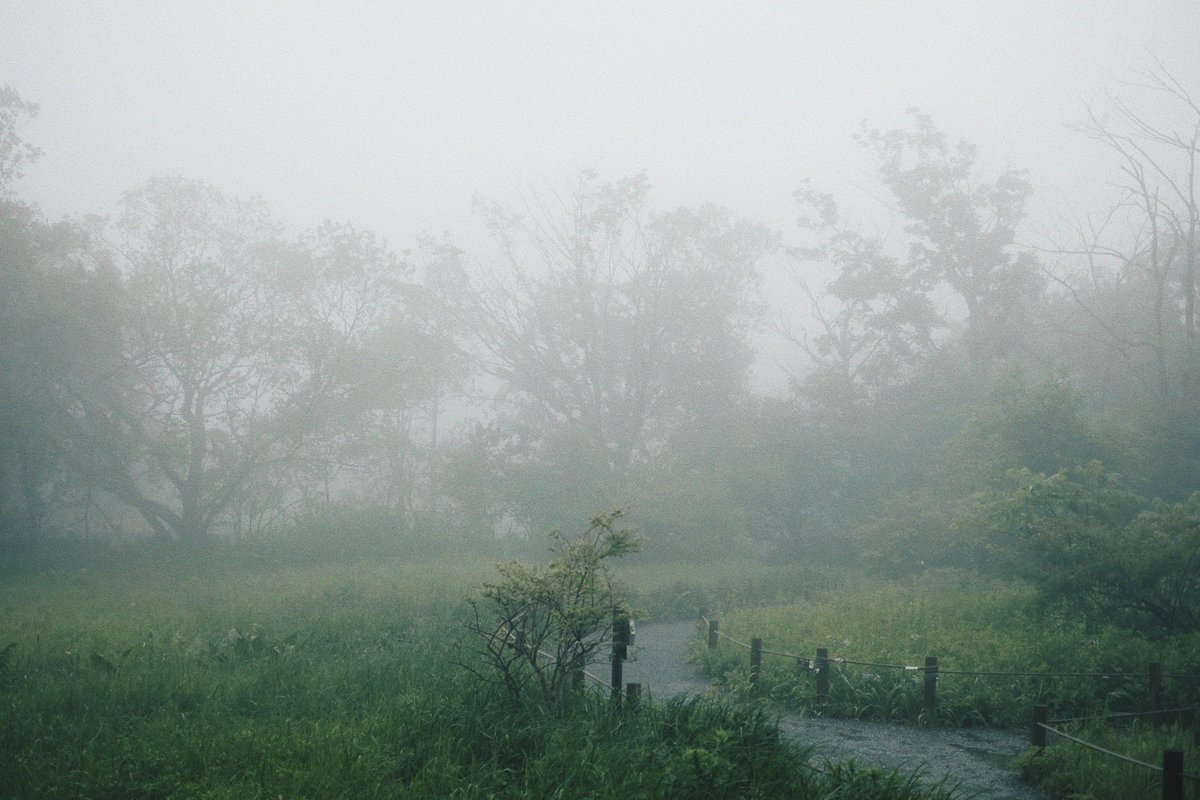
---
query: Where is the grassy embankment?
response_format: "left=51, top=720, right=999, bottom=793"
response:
left=0, top=553, right=959, bottom=799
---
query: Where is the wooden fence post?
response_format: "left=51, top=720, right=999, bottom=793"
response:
left=708, top=619, right=719, bottom=650
left=816, top=647, right=830, bottom=702
left=750, top=638, right=762, bottom=689
left=1032, top=705, right=1047, bottom=748
left=923, top=656, right=939, bottom=716
left=1162, top=748, right=1183, bottom=800
left=1149, top=661, right=1163, bottom=711
left=611, top=613, right=627, bottom=703
left=625, top=682, right=642, bottom=711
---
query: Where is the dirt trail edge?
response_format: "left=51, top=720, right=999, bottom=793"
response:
left=623, top=621, right=1048, bottom=800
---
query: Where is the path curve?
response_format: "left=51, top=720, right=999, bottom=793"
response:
left=624, top=621, right=1048, bottom=800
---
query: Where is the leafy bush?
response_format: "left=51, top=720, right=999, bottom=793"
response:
left=464, top=510, right=639, bottom=708
left=974, top=462, right=1200, bottom=635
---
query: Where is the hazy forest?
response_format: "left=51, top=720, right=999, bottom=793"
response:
left=3, top=12, right=1200, bottom=798
left=5, top=72, right=1200, bottom=577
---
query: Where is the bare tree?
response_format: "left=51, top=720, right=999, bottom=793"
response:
left=1043, top=65, right=1200, bottom=402
left=467, top=173, right=774, bottom=529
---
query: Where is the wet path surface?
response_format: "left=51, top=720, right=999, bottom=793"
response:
left=624, top=622, right=1047, bottom=800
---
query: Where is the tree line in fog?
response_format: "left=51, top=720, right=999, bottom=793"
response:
left=2, top=72, right=1199, bottom=576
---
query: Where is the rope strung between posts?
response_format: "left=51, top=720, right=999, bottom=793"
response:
left=497, top=624, right=614, bottom=691
left=939, top=667, right=1141, bottom=678
left=706, top=626, right=925, bottom=672
left=1038, top=723, right=1162, bottom=772
left=837, top=656, right=923, bottom=671
left=532, top=646, right=612, bottom=690
left=702, top=617, right=1200, bottom=680
left=702, top=615, right=756, bottom=649
left=1038, top=723, right=1200, bottom=781
left=759, top=645, right=806, bottom=660
left=1049, top=704, right=1200, bottom=724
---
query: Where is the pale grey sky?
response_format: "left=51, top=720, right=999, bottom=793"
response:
left=3, top=1, right=1198, bottom=390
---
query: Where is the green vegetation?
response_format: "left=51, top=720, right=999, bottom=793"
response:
left=975, top=462, right=1200, bottom=635
left=1017, top=719, right=1198, bottom=800
left=3, top=51, right=1199, bottom=800
left=618, top=559, right=830, bottom=622
left=694, top=573, right=1200, bottom=728
left=0, top=556, right=964, bottom=799
left=465, top=511, right=639, bottom=707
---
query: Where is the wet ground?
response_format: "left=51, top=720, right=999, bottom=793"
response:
left=623, top=621, right=1048, bottom=800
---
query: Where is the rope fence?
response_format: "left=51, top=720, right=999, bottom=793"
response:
left=1033, top=716, right=1199, bottom=797
left=699, top=614, right=1200, bottom=685
left=701, top=610, right=1200, bottom=799
left=497, top=624, right=616, bottom=692
left=1049, top=705, right=1200, bottom=725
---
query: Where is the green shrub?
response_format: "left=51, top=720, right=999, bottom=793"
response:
left=973, top=462, right=1200, bottom=635
left=464, top=510, right=639, bottom=709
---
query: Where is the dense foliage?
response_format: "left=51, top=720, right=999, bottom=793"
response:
left=465, top=510, right=638, bottom=707
left=975, top=463, right=1200, bottom=635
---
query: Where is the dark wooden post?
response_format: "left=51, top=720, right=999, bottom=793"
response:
left=1162, top=748, right=1183, bottom=800
left=1032, top=705, right=1047, bottom=748
left=750, top=638, right=762, bottom=689
left=611, top=614, right=628, bottom=703
left=923, top=656, right=939, bottom=716
left=816, top=647, right=830, bottom=702
left=611, top=648, right=623, bottom=702
left=1149, top=661, right=1163, bottom=711
left=625, top=682, right=642, bottom=710
left=708, top=619, right=719, bottom=650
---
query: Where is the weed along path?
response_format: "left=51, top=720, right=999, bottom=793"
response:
left=625, top=622, right=1048, bottom=800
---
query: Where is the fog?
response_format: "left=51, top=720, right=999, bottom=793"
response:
left=3, top=3, right=1197, bottom=401
left=6, top=11, right=1200, bottom=798
left=2, top=2, right=1200, bottom=554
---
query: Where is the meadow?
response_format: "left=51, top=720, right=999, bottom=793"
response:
left=0, top=552, right=957, bottom=800
left=694, top=569, right=1200, bottom=799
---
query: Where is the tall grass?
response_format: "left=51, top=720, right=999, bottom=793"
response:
left=694, top=570, right=1200, bottom=727
left=616, top=559, right=829, bottom=621
left=1017, top=718, right=1199, bottom=800
left=0, top=555, right=963, bottom=799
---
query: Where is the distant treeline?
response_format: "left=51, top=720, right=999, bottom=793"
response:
left=2, top=73, right=1199, bottom=597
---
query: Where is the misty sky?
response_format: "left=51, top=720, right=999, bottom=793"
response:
left=3, top=1, right=1198, bottom=390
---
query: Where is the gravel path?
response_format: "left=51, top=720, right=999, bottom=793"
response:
left=624, top=621, right=1048, bottom=800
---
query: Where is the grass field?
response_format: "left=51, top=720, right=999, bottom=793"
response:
left=0, top=553, right=962, bottom=799
left=692, top=569, right=1200, bottom=799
